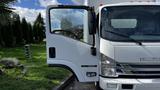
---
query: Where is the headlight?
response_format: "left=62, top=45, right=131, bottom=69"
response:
left=101, top=54, right=118, bottom=77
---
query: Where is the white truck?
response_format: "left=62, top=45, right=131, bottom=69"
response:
left=46, top=0, right=160, bottom=90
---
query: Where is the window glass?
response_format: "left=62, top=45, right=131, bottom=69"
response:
left=101, top=6, right=160, bottom=42
left=50, top=9, right=85, bottom=41
left=111, top=19, right=137, bottom=28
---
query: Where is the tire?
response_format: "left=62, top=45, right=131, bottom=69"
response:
left=95, top=82, right=103, bottom=90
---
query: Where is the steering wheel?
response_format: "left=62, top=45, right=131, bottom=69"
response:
left=52, top=30, right=80, bottom=40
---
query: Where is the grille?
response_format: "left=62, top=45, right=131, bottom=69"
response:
left=117, top=64, right=160, bottom=76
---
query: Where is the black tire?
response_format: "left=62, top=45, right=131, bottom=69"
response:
left=95, top=82, right=103, bottom=90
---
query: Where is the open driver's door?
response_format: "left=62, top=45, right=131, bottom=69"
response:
left=46, top=5, right=99, bottom=82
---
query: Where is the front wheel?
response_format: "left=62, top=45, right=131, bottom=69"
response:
left=95, top=82, right=103, bottom=90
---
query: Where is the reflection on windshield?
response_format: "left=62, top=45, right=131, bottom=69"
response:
left=101, top=6, right=160, bottom=42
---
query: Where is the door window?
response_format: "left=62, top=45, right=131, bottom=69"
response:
left=50, top=9, right=88, bottom=42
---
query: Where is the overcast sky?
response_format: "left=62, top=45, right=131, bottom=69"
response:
left=12, top=0, right=85, bottom=23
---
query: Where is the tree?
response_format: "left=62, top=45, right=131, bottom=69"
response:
left=21, top=18, right=30, bottom=44
left=0, top=0, right=17, bottom=47
left=0, top=26, right=5, bottom=47
left=33, top=13, right=45, bottom=43
left=2, top=23, right=15, bottom=47
left=27, top=23, right=33, bottom=43
left=0, top=0, right=17, bottom=25
left=12, top=14, right=23, bottom=45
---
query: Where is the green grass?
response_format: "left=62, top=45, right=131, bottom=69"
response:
left=0, top=44, right=70, bottom=90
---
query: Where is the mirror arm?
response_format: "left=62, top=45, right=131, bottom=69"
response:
left=89, top=7, right=96, bottom=35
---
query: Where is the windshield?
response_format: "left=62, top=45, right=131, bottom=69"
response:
left=101, top=6, right=160, bottom=42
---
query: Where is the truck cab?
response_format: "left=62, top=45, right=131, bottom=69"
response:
left=46, top=0, right=160, bottom=90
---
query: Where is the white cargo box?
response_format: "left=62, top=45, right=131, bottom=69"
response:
left=85, top=0, right=156, bottom=9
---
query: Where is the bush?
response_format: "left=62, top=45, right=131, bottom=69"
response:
left=0, top=58, right=20, bottom=69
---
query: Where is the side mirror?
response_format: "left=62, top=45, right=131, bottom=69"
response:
left=88, top=9, right=96, bottom=35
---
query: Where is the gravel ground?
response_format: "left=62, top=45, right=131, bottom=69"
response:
left=64, top=79, right=97, bottom=90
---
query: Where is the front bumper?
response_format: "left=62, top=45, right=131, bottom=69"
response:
left=100, top=76, right=160, bottom=90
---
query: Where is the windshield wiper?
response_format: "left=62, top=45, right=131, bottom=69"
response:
left=105, top=30, right=142, bottom=45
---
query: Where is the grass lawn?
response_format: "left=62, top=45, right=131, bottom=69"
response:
left=0, top=43, right=70, bottom=90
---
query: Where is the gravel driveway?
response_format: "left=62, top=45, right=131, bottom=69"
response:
left=64, top=79, right=97, bottom=90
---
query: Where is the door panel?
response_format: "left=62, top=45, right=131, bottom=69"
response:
left=46, top=5, right=99, bottom=82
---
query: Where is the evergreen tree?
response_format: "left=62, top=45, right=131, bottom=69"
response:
left=28, top=23, right=33, bottom=43
left=21, top=18, right=29, bottom=44
left=0, top=0, right=17, bottom=47
left=0, top=0, right=17, bottom=25
left=33, top=13, right=45, bottom=43
left=0, top=25, right=2, bottom=47
left=12, top=14, right=23, bottom=45
left=0, top=25, right=4, bottom=47
left=33, top=23, right=38, bottom=43
left=2, top=23, right=15, bottom=47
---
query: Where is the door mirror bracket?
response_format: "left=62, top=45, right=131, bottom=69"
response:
left=88, top=7, right=97, bottom=56
left=91, top=47, right=96, bottom=56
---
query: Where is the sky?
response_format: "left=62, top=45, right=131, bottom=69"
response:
left=11, top=0, right=85, bottom=23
